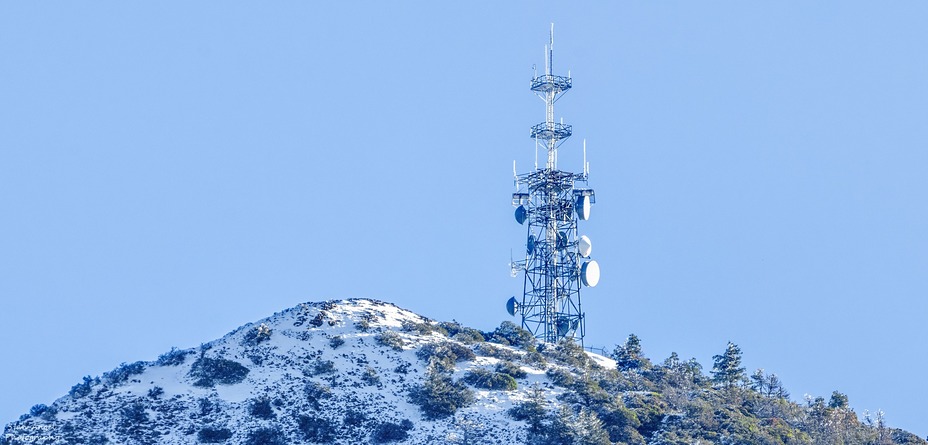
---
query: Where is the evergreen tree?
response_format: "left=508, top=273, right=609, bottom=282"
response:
left=543, top=406, right=576, bottom=445
left=572, top=408, right=612, bottom=445
left=612, top=334, right=651, bottom=372
left=508, top=384, right=548, bottom=436
left=829, top=391, right=849, bottom=409
left=711, top=342, right=746, bottom=388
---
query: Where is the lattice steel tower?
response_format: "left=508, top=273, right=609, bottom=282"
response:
left=507, top=25, right=599, bottom=345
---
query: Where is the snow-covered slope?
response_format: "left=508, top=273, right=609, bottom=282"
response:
left=2, top=299, right=612, bottom=445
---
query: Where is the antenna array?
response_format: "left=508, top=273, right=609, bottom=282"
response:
left=507, top=24, right=599, bottom=345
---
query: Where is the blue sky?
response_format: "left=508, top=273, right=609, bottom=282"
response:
left=2, top=1, right=926, bottom=437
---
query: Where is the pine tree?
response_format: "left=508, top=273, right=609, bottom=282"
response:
left=572, top=408, right=612, bottom=445
left=711, top=342, right=746, bottom=388
left=508, top=384, right=548, bottom=436
left=544, top=406, right=576, bottom=445
left=612, top=333, right=651, bottom=372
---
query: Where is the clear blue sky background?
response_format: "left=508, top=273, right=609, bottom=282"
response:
left=2, top=1, right=926, bottom=437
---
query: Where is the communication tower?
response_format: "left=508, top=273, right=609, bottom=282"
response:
left=507, top=24, right=599, bottom=345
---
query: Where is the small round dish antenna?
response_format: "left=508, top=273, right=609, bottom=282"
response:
left=581, top=260, right=600, bottom=287
left=515, top=205, right=528, bottom=224
left=578, top=235, right=592, bottom=257
left=506, top=296, right=519, bottom=316
left=576, top=195, right=591, bottom=220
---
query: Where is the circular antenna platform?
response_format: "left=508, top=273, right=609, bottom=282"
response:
left=515, top=205, right=528, bottom=225
left=581, top=260, right=600, bottom=287
left=576, top=195, right=591, bottom=220
left=578, top=235, right=592, bottom=257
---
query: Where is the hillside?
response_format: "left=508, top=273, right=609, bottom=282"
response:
left=3, top=299, right=924, bottom=445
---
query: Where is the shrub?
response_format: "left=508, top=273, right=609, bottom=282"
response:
left=546, top=367, right=575, bottom=387
left=249, top=397, right=275, bottom=419
left=147, top=386, right=164, bottom=399
left=496, top=361, right=528, bottom=379
left=416, top=342, right=476, bottom=364
left=362, top=367, right=381, bottom=386
left=439, top=321, right=485, bottom=344
left=523, top=351, right=547, bottom=367
left=29, top=404, right=57, bottom=421
left=189, top=356, right=250, bottom=387
left=304, top=359, right=336, bottom=376
left=544, top=339, right=590, bottom=369
left=409, top=372, right=474, bottom=420
left=298, top=415, right=336, bottom=443
left=355, top=312, right=377, bottom=332
left=69, top=376, right=96, bottom=399
left=462, top=368, right=518, bottom=391
left=329, top=336, right=345, bottom=349
left=157, top=347, right=191, bottom=366
left=371, top=420, right=414, bottom=443
left=489, top=321, right=535, bottom=349
left=376, top=331, right=405, bottom=351
left=304, top=381, right=332, bottom=409
left=344, top=409, right=366, bottom=427
left=197, top=427, right=232, bottom=443
left=452, top=331, right=484, bottom=345
left=242, top=323, right=273, bottom=346
left=402, top=320, right=448, bottom=337
left=245, top=427, right=284, bottom=445
left=474, top=342, right=520, bottom=361
left=118, top=400, right=149, bottom=435
left=104, top=361, right=146, bottom=385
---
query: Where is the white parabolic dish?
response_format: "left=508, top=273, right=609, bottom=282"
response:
left=578, top=235, right=592, bottom=257
left=581, top=260, right=600, bottom=287
left=577, top=195, right=591, bottom=220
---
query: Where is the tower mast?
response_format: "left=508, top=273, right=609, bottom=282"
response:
left=508, top=24, right=600, bottom=345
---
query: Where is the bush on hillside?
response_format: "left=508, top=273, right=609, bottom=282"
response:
left=297, top=415, right=336, bottom=443
left=242, top=323, right=273, bottom=346
left=496, top=361, right=528, bottom=379
left=69, top=376, right=97, bottom=399
left=376, top=331, right=405, bottom=351
left=488, top=321, right=535, bottom=350
left=362, top=367, right=381, bottom=386
left=249, top=397, right=275, bottom=419
left=29, top=404, right=57, bottom=421
left=189, top=356, right=249, bottom=387
left=245, top=427, right=285, bottom=445
left=409, top=372, right=474, bottom=420
left=197, top=427, right=233, bottom=443
left=304, top=381, right=333, bottom=409
left=371, top=420, right=415, bottom=444
left=402, top=320, right=448, bottom=337
left=156, top=347, right=191, bottom=366
left=304, top=359, right=336, bottom=377
left=329, top=335, right=345, bottom=349
left=104, top=361, right=146, bottom=385
left=416, top=342, right=476, bottom=365
left=543, top=339, right=590, bottom=369
left=462, top=368, right=517, bottom=391
left=439, top=321, right=485, bottom=344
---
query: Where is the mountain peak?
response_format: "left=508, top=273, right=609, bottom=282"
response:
left=4, top=299, right=923, bottom=445
left=4, top=299, right=599, bottom=444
